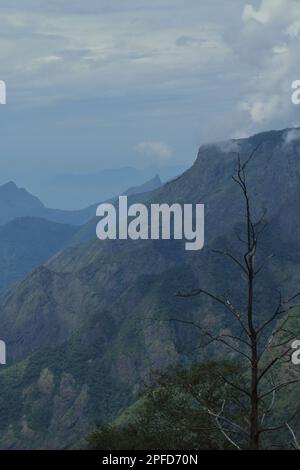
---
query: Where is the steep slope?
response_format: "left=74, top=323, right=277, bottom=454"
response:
left=125, top=174, right=162, bottom=196
left=0, top=128, right=300, bottom=448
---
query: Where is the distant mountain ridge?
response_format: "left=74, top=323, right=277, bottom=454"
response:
left=0, top=174, right=163, bottom=227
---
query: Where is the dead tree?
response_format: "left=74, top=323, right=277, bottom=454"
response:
left=175, top=148, right=300, bottom=450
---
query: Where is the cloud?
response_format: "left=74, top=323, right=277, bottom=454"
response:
left=175, top=35, right=210, bottom=48
left=134, top=141, right=173, bottom=161
left=32, top=55, right=62, bottom=65
left=284, top=128, right=300, bottom=144
left=0, top=1, right=231, bottom=108
left=226, top=0, right=300, bottom=136
left=239, top=95, right=281, bottom=124
left=242, top=0, right=288, bottom=25
left=213, top=139, right=240, bottom=154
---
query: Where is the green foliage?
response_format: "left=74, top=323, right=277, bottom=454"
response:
left=87, top=362, right=243, bottom=450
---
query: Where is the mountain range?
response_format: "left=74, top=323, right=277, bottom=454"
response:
left=0, top=128, right=300, bottom=448
left=0, top=174, right=163, bottom=227
left=0, top=175, right=162, bottom=294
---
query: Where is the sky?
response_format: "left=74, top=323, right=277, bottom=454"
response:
left=1, top=0, right=300, bottom=204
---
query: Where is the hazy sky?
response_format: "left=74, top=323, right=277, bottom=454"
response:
left=1, top=0, right=300, bottom=189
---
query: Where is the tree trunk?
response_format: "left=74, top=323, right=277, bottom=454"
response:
left=248, top=266, right=259, bottom=450
left=250, top=347, right=259, bottom=449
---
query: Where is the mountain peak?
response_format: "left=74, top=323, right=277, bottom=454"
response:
left=0, top=181, right=17, bottom=190
left=152, top=174, right=162, bottom=184
left=0, top=181, right=45, bottom=225
left=125, top=174, right=162, bottom=196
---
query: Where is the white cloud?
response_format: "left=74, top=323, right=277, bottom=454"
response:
left=229, top=0, right=300, bottom=135
left=31, top=55, right=63, bottom=68
left=284, top=128, right=300, bottom=144
left=134, top=141, right=173, bottom=161
left=214, top=139, right=240, bottom=154
left=286, top=20, right=300, bottom=37
left=0, top=2, right=230, bottom=107
left=242, top=0, right=288, bottom=25
left=239, top=95, right=281, bottom=124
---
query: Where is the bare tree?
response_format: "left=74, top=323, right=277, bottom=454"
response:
left=174, top=148, right=300, bottom=450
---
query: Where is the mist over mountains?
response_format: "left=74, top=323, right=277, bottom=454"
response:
left=0, top=128, right=300, bottom=448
